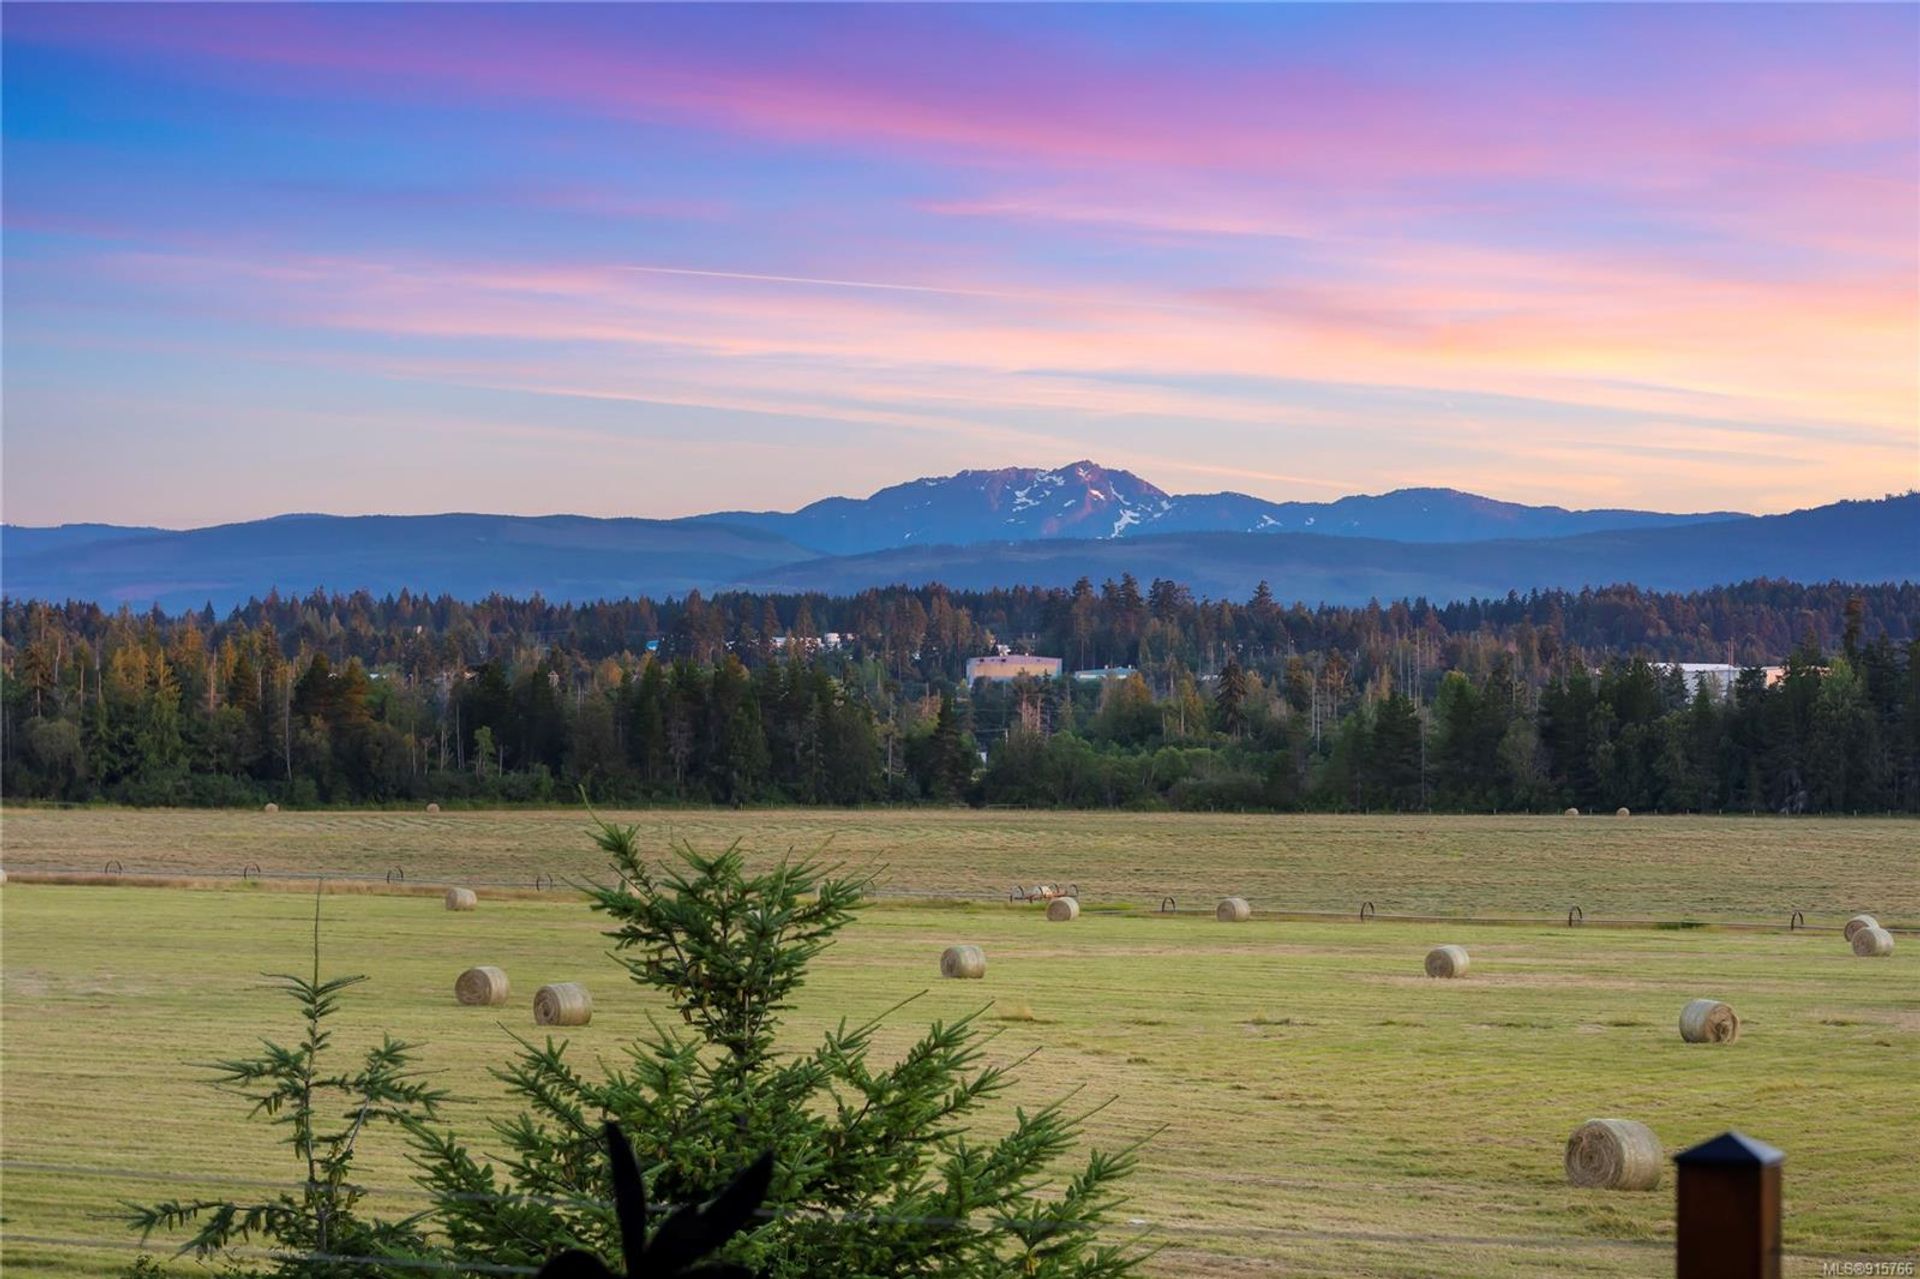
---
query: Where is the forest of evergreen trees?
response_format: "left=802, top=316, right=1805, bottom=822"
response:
left=3, top=578, right=1916, bottom=813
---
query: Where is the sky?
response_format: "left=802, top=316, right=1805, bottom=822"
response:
left=3, top=3, right=1917, bottom=529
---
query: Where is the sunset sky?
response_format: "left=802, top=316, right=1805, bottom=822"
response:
left=4, top=3, right=1916, bottom=528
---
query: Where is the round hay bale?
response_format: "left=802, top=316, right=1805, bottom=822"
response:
left=1843, top=914, right=1879, bottom=942
left=1565, top=1119, right=1662, bottom=1191
left=1424, top=945, right=1470, bottom=978
left=1851, top=926, right=1895, bottom=957
left=1678, top=998, right=1739, bottom=1043
left=1216, top=896, right=1252, bottom=923
left=940, top=945, right=987, bottom=979
left=455, top=965, right=509, bottom=1006
left=0, top=867, right=8, bottom=886
left=263, top=802, right=279, bottom=813
left=1563, top=807, right=1580, bottom=817
left=1046, top=897, right=1080, bottom=922
left=426, top=802, right=441, bottom=814
left=1615, top=806, right=1631, bottom=818
left=533, top=982, right=592, bottom=1026
left=444, top=887, right=478, bottom=912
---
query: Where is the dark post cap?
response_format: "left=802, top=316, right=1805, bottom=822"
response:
left=1675, top=1131, right=1785, bottom=1168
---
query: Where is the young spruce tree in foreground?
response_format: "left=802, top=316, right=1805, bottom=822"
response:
left=411, top=815, right=1147, bottom=1278
left=126, top=890, right=447, bottom=1278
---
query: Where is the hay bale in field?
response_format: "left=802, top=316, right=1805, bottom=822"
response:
left=534, top=982, right=592, bottom=1026
left=1424, top=945, right=1470, bottom=978
left=940, top=945, right=987, bottom=979
left=1851, top=926, right=1895, bottom=957
left=0, top=867, right=8, bottom=886
left=426, top=802, right=441, bottom=814
left=1843, top=914, right=1879, bottom=942
left=455, top=966, right=509, bottom=1006
left=263, top=802, right=279, bottom=813
left=1216, top=896, right=1252, bottom=923
left=1678, top=998, right=1739, bottom=1043
left=1563, top=807, right=1580, bottom=816
left=1565, top=1119, right=1662, bottom=1191
left=1046, top=897, right=1080, bottom=922
left=1615, top=806, right=1631, bottom=817
left=444, top=887, right=478, bottom=911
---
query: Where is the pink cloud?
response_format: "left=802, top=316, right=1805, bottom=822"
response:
left=73, top=237, right=1911, bottom=470
left=8, top=6, right=1914, bottom=524
left=16, top=6, right=1913, bottom=198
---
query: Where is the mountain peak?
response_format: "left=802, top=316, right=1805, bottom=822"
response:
left=823, top=459, right=1175, bottom=545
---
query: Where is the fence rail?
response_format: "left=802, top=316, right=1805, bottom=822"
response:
left=2, top=864, right=1912, bottom=934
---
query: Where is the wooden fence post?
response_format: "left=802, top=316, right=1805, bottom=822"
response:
left=1675, top=1131, right=1783, bottom=1279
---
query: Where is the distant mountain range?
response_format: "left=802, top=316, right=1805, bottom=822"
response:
left=738, top=495, right=1919, bottom=602
left=693, top=460, right=1746, bottom=552
left=1, top=522, right=169, bottom=558
left=4, top=463, right=1914, bottom=612
left=0, top=515, right=814, bottom=611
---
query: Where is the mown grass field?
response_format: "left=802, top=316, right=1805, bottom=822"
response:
left=4, top=807, right=1917, bottom=922
left=2, top=811, right=1916, bottom=1277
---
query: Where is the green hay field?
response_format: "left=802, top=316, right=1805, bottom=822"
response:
left=2, top=811, right=1915, bottom=1277
left=3, top=807, right=1916, bottom=921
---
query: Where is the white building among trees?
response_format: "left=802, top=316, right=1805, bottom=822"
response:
left=1662, top=662, right=1788, bottom=699
left=965, top=654, right=1063, bottom=683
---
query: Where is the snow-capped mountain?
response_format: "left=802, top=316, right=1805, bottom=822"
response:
left=695, top=461, right=1176, bottom=554
left=695, top=462, right=1748, bottom=555
left=8, top=474, right=1907, bottom=614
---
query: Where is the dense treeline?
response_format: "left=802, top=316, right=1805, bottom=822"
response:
left=2, top=578, right=1917, bottom=812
